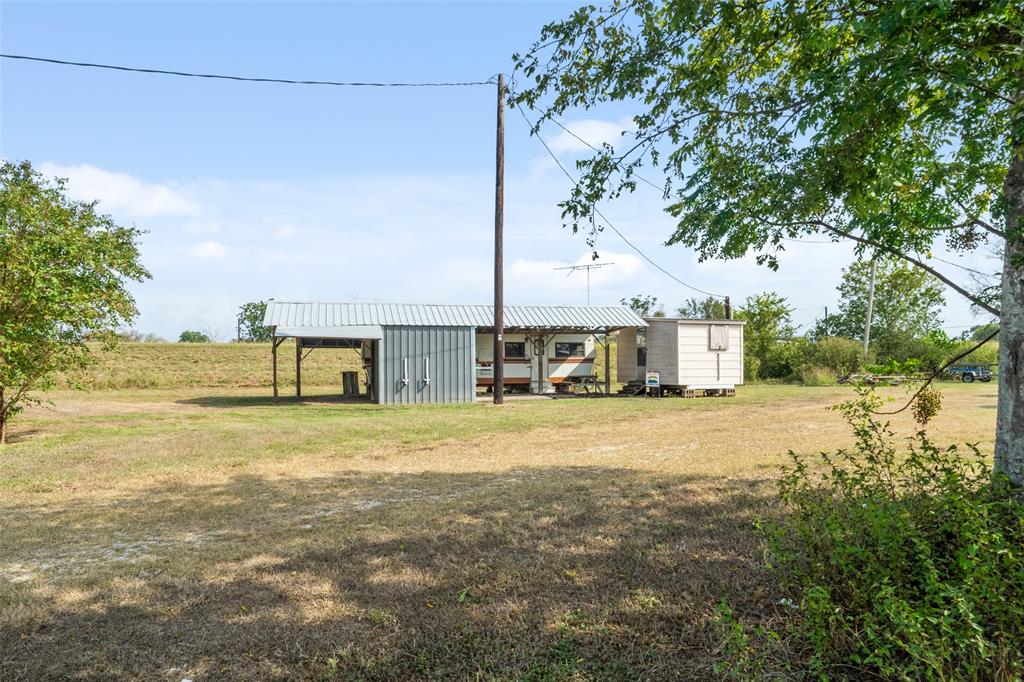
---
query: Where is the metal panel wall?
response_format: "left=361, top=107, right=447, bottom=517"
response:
left=375, top=325, right=476, bottom=404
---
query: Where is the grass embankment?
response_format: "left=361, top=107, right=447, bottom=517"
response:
left=63, top=341, right=363, bottom=389
left=63, top=341, right=619, bottom=390
left=0, top=346, right=998, bottom=680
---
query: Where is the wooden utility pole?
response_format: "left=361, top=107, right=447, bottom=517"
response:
left=493, top=73, right=505, bottom=404
left=863, top=259, right=877, bottom=356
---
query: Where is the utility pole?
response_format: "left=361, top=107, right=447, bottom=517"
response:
left=724, top=296, right=732, bottom=320
left=863, top=259, right=877, bottom=356
left=553, top=262, right=615, bottom=305
left=493, top=73, right=505, bottom=404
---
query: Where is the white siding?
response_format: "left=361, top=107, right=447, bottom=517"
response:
left=675, top=323, right=744, bottom=387
left=642, top=320, right=746, bottom=388
left=476, top=332, right=598, bottom=392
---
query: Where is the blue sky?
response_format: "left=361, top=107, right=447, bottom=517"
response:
left=1, top=1, right=997, bottom=340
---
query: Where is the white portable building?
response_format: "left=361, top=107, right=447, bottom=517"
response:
left=617, top=318, right=746, bottom=391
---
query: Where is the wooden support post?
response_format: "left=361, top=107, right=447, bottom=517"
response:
left=295, top=338, right=302, bottom=398
left=272, top=336, right=279, bottom=400
left=604, top=335, right=611, bottom=394
left=493, top=73, right=505, bottom=405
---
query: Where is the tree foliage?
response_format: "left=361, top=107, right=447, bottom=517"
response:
left=676, top=295, right=726, bottom=319
left=620, top=293, right=662, bottom=317
left=178, top=330, right=212, bottom=343
left=238, top=300, right=271, bottom=342
left=735, top=292, right=795, bottom=372
left=816, top=259, right=946, bottom=354
left=513, top=0, right=1021, bottom=313
left=0, top=160, right=149, bottom=444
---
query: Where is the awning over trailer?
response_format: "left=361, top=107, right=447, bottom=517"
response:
left=274, top=325, right=383, bottom=340
left=264, top=301, right=647, bottom=333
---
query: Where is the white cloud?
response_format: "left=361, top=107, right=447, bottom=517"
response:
left=38, top=163, right=198, bottom=218
left=187, top=240, right=226, bottom=259
left=47, top=162, right=988, bottom=339
left=508, top=251, right=647, bottom=303
left=273, top=224, right=298, bottom=239
left=548, top=117, right=634, bottom=154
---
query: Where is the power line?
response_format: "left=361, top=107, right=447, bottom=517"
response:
left=926, top=254, right=997, bottom=278
left=546, top=117, right=665, bottom=193
left=0, top=53, right=496, bottom=88
left=514, top=102, right=728, bottom=300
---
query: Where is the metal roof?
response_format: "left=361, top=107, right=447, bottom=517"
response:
left=264, top=301, right=647, bottom=333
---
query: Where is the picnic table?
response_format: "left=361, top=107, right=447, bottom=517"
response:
left=557, top=374, right=604, bottom=396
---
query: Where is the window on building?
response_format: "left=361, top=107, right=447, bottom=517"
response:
left=554, top=341, right=586, bottom=358
left=505, top=341, right=526, bottom=359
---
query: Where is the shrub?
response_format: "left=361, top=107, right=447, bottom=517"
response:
left=761, top=338, right=813, bottom=379
left=956, top=340, right=999, bottom=367
left=744, top=355, right=761, bottom=383
left=809, top=336, right=863, bottom=375
left=731, top=390, right=1024, bottom=679
left=178, top=330, right=211, bottom=343
left=797, top=365, right=837, bottom=386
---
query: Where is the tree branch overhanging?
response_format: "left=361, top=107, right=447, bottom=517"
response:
left=765, top=219, right=1001, bottom=316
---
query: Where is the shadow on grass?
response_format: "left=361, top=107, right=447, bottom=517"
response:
left=1, top=467, right=780, bottom=681
left=177, top=393, right=375, bottom=408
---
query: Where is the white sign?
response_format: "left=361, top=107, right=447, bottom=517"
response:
left=645, top=370, right=660, bottom=387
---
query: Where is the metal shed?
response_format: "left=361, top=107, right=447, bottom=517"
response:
left=264, top=301, right=646, bottom=404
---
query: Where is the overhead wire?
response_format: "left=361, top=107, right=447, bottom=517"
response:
left=925, top=253, right=998, bottom=278
left=0, top=53, right=496, bottom=88
left=546, top=117, right=665, bottom=193
left=514, top=100, right=727, bottom=299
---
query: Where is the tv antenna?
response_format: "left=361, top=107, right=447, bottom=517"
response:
left=553, top=261, right=615, bottom=305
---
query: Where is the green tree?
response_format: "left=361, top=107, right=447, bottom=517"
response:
left=178, top=330, right=211, bottom=343
left=736, top=292, right=795, bottom=375
left=238, top=300, right=271, bottom=342
left=0, top=160, right=149, bottom=444
left=514, top=1, right=1024, bottom=485
left=620, top=293, right=660, bottom=317
left=967, top=321, right=1000, bottom=342
left=817, top=260, right=945, bottom=358
left=676, top=296, right=726, bottom=319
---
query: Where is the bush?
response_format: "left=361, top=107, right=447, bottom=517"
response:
left=797, top=365, right=837, bottom=386
left=761, top=338, right=813, bottom=379
left=956, top=340, right=999, bottom=367
left=809, top=336, right=863, bottom=375
left=178, top=330, right=211, bottom=343
left=725, top=390, right=1024, bottom=679
left=744, top=355, right=761, bottom=383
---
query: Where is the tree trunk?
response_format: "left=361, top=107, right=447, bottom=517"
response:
left=996, top=145, right=1024, bottom=487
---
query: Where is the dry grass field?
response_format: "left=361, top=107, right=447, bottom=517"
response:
left=0, top=345, right=999, bottom=680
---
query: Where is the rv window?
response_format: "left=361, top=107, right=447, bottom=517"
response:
left=505, top=341, right=526, bottom=359
left=555, top=342, right=586, bottom=358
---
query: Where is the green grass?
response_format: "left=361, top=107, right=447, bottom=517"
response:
left=0, top=353, right=1000, bottom=680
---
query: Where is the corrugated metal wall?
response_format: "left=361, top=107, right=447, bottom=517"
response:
left=375, top=326, right=476, bottom=404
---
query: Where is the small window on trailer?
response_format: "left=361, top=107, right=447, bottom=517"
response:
left=505, top=341, right=526, bottom=359
left=709, top=325, right=730, bottom=351
left=554, top=341, right=586, bottom=358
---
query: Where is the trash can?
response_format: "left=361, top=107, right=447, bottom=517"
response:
left=342, top=371, right=359, bottom=397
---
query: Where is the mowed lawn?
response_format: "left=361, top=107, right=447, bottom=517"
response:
left=0, top=377, right=998, bottom=680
